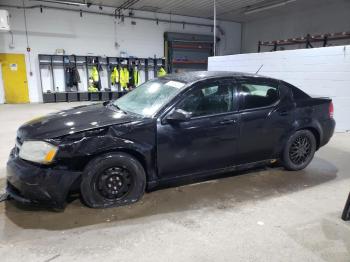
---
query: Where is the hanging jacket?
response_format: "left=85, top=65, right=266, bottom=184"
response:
left=91, top=66, right=99, bottom=82
left=88, top=77, right=98, bottom=92
left=157, top=67, right=167, bottom=77
left=71, top=67, right=80, bottom=86
left=65, top=67, right=73, bottom=88
left=120, top=67, right=129, bottom=91
left=110, top=67, right=119, bottom=85
left=65, top=66, right=80, bottom=89
left=130, top=67, right=141, bottom=87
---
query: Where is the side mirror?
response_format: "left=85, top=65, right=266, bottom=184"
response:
left=165, top=109, right=191, bottom=123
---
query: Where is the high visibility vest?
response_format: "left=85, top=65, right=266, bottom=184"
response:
left=133, top=68, right=141, bottom=87
left=157, top=67, right=166, bottom=77
left=88, top=86, right=98, bottom=92
left=120, top=67, right=129, bottom=90
left=88, top=78, right=98, bottom=92
left=111, top=67, right=119, bottom=85
left=91, top=66, right=99, bottom=82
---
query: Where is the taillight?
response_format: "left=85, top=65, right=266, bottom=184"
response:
left=329, top=101, right=334, bottom=118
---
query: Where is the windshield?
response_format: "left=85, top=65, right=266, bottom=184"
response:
left=114, top=79, right=186, bottom=117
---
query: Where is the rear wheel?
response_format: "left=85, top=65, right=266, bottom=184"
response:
left=282, top=130, right=316, bottom=171
left=81, top=152, right=146, bottom=208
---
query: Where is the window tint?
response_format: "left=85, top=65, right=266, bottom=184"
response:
left=239, top=81, right=279, bottom=110
left=177, top=82, right=233, bottom=117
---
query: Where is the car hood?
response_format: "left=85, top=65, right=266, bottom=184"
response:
left=17, top=103, right=142, bottom=140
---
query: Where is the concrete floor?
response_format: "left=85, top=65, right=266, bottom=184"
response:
left=0, top=102, right=349, bottom=262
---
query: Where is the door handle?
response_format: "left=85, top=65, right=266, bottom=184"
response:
left=219, top=119, right=236, bottom=125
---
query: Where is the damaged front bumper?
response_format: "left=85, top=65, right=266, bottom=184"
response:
left=6, top=149, right=82, bottom=208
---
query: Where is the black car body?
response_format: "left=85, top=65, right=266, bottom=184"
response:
left=6, top=71, right=335, bottom=209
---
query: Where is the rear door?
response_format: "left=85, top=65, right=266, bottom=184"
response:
left=237, top=77, right=295, bottom=164
left=156, top=78, right=240, bottom=178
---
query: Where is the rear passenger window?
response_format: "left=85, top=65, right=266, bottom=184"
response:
left=282, top=82, right=310, bottom=100
left=239, top=81, right=279, bottom=110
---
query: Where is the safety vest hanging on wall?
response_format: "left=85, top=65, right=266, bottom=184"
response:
left=88, top=78, right=98, bottom=92
left=110, top=67, right=119, bottom=85
left=133, top=68, right=141, bottom=87
left=120, top=67, right=130, bottom=91
left=91, top=66, right=99, bottom=82
left=157, top=67, right=166, bottom=77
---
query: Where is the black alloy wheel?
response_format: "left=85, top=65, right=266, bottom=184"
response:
left=289, top=135, right=312, bottom=165
left=282, top=130, right=316, bottom=171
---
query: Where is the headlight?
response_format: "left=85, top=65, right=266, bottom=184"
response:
left=19, top=141, right=58, bottom=164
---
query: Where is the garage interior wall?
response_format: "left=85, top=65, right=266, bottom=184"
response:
left=242, top=0, right=350, bottom=53
left=0, top=0, right=242, bottom=104
left=208, top=45, right=350, bottom=132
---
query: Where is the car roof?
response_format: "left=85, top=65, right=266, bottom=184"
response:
left=161, top=71, right=277, bottom=84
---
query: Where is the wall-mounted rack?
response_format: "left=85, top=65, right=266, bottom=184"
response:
left=38, top=54, right=166, bottom=103
left=258, top=31, right=350, bottom=52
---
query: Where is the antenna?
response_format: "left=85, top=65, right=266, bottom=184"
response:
left=255, top=64, right=263, bottom=75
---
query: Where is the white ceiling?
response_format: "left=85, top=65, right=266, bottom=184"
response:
left=27, top=0, right=346, bottom=22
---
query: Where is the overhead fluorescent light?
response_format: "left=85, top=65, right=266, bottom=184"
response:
left=29, top=0, right=88, bottom=7
left=245, top=0, right=297, bottom=15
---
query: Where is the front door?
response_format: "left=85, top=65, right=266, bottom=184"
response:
left=0, top=53, right=29, bottom=103
left=236, top=77, right=295, bottom=164
left=157, top=78, right=240, bottom=178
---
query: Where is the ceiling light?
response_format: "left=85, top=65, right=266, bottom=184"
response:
left=245, top=0, right=297, bottom=15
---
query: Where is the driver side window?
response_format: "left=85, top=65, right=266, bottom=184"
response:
left=177, top=81, right=233, bottom=118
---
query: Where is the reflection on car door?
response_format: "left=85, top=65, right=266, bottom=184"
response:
left=157, top=78, right=240, bottom=178
left=237, top=77, right=295, bottom=164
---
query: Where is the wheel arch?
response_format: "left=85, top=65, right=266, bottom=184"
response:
left=85, top=148, right=149, bottom=180
left=276, top=122, right=322, bottom=158
left=66, top=148, right=150, bottom=197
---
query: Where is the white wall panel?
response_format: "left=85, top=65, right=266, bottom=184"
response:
left=208, top=45, right=350, bottom=132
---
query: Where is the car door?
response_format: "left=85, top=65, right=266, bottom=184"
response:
left=236, top=77, right=295, bottom=164
left=156, top=78, right=240, bottom=178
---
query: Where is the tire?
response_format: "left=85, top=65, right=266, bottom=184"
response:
left=80, top=152, right=146, bottom=208
left=282, top=130, right=316, bottom=171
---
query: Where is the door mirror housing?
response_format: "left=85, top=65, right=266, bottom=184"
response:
left=165, top=109, right=191, bottom=123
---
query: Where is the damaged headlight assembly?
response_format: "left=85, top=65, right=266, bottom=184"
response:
left=19, top=141, right=58, bottom=164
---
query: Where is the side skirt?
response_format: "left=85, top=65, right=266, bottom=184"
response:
left=146, top=159, right=277, bottom=191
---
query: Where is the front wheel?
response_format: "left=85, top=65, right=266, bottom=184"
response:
left=81, top=152, right=146, bottom=208
left=282, top=130, right=316, bottom=171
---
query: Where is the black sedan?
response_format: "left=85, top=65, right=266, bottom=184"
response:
left=6, top=71, right=335, bottom=209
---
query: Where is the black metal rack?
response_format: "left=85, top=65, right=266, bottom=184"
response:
left=258, top=31, right=350, bottom=52
left=38, top=54, right=166, bottom=103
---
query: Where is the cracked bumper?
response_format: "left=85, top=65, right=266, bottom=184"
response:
left=6, top=149, right=82, bottom=208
